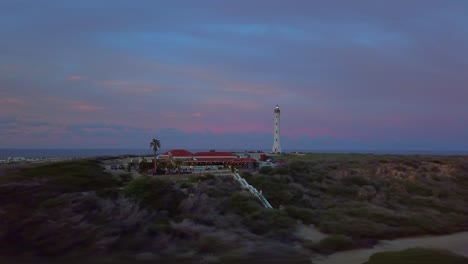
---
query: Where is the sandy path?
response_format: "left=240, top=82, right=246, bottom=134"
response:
left=312, top=231, right=468, bottom=264
left=295, top=224, right=328, bottom=242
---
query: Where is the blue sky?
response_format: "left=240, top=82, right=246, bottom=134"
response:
left=1, top=1, right=468, bottom=150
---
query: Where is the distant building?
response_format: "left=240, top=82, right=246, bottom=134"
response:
left=158, top=149, right=257, bottom=169
left=159, top=149, right=194, bottom=160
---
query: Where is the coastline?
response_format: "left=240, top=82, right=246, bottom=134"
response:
left=1, top=148, right=468, bottom=160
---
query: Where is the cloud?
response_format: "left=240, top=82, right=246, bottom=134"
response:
left=0, top=98, right=25, bottom=105
left=95, top=81, right=128, bottom=86
left=67, top=75, right=88, bottom=81
left=70, top=103, right=102, bottom=112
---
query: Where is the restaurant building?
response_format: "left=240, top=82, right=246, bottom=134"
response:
left=159, top=150, right=258, bottom=170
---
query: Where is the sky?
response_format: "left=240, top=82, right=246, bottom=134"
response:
left=1, top=0, right=468, bottom=151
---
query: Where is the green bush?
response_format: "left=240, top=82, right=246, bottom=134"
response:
left=364, top=247, right=468, bottom=264
left=124, top=177, right=183, bottom=214
left=326, top=184, right=360, bottom=197
left=179, top=181, right=191, bottom=188
left=305, top=235, right=354, bottom=255
left=402, top=160, right=419, bottom=168
left=285, top=206, right=319, bottom=224
left=240, top=171, right=253, bottom=179
left=39, top=196, right=68, bottom=209
left=274, top=166, right=289, bottom=175
left=119, top=173, right=133, bottom=183
left=259, top=166, right=274, bottom=175
left=243, top=209, right=296, bottom=236
left=194, top=235, right=233, bottom=253
left=145, top=216, right=173, bottom=236
left=138, top=160, right=153, bottom=172
left=400, top=181, right=432, bottom=196
left=9, top=160, right=120, bottom=192
left=224, top=192, right=262, bottom=215
left=340, top=175, right=369, bottom=186
left=186, top=174, right=216, bottom=183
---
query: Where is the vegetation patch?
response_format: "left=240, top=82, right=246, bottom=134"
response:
left=2, top=154, right=468, bottom=259
left=124, top=177, right=184, bottom=214
left=4, top=160, right=120, bottom=193
left=364, top=247, right=468, bottom=264
left=304, top=235, right=355, bottom=255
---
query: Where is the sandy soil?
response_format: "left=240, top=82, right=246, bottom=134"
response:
left=295, top=224, right=327, bottom=242
left=313, top=231, right=468, bottom=264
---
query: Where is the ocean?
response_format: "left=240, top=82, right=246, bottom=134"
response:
left=0, top=148, right=467, bottom=159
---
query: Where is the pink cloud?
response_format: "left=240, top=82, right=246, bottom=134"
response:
left=95, top=80, right=182, bottom=97
left=161, top=112, right=182, bottom=119
left=115, top=58, right=287, bottom=97
left=0, top=98, right=25, bottom=105
left=95, top=81, right=129, bottom=86
left=67, top=75, right=88, bottom=81
left=70, top=103, right=102, bottom=112
left=106, top=84, right=170, bottom=95
left=285, top=127, right=341, bottom=138
left=202, top=98, right=259, bottom=111
left=0, top=64, right=19, bottom=73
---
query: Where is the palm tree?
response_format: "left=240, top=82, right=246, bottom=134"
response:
left=150, top=138, right=161, bottom=174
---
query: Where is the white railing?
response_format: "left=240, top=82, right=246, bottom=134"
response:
left=232, top=172, right=273, bottom=209
left=191, top=169, right=232, bottom=176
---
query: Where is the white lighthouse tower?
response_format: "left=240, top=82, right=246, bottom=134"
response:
left=272, top=104, right=282, bottom=153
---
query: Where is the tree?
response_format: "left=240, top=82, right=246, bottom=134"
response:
left=174, top=159, right=183, bottom=169
left=150, top=138, right=161, bottom=174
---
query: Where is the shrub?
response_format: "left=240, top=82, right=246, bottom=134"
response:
left=124, top=177, right=183, bottom=214
left=194, top=235, right=231, bottom=254
left=305, top=235, right=355, bottom=255
left=180, top=182, right=191, bottom=188
left=326, top=184, right=360, bottom=197
left=119, top=173, right=133, bottom=183
left=243, top=209, right=296, bottom=236
left=259, top=166, right=274, bottom=175
left=186, top=174, right=216, bottom=183
left=11, top=160, right=121, bottom=192
left=402, top=160, right=418, bottom=168
left=340, top=176, right=369, bottom=186
left=145, top=217, right=173, bottom=236
left=139, top=160, right=153, bottom=172
left=40, top=196, right=68, bottom=209
left=285, top=206, right=319, bottom=224
left=364, top=247, right=468, bottom=264
left=223, top=192, right=262, bottom=215
left=400, top=181, right=432, bottom=196
left=273, top=166, right=289, bottom=175
left=96, top=188, right=121, bottom=199
left=394, top=165, right=407, bottom=172
left=240, top=171, right=253, bottom=180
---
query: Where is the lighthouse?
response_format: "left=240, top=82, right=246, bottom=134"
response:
left=272, top=105, right=282, bottom=153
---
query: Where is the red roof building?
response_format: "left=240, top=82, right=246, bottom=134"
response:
left=159, top=149, right=257, bottom=168
left=193, top=152, right=237, bottom=158
left=160, top=149, right=194, bottom=159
